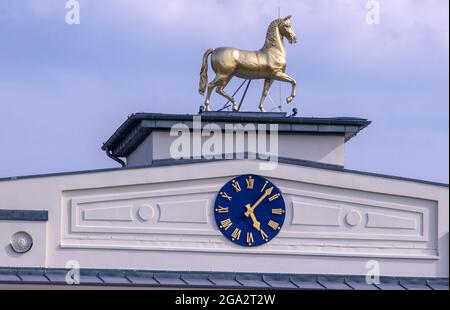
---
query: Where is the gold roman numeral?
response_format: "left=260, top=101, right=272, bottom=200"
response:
left=246, top=176, right=254, bottom=189
left=215, top=206, right=229, bottom=213
left=268, top=193, right=281, bottom=201
left=246, top=232, right=254, bottom=245
left=260, top=180, right=269, bottom=192
left=220, top=218, right=232, bottom=230
left=260, top=229, right=268, bottom=241
left=220, top=191, right=232, bottom=201
left=272, top=208, right=285, bottom=215
left=231, top=180, right=241, bottom=192
left=231, top=228, right=241, bottom=241
left=268, top=220, right=280, bottom=230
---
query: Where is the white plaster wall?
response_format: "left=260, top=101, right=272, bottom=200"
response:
left=277, top=134, right=344, bottom=165
left=0, top=159, right=448, bottom=277
left=127, top=131, right=345, bottom=166
left=126, top=133, right=152, bottom=166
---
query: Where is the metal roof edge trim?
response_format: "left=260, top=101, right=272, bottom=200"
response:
left=0, top=267, right=447, bottom=290
left=0, top=156, right=447, bottom=188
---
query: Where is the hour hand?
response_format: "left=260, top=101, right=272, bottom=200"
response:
left=250, top=213, right=261, bottom=230
left=245, top=204, right=260, bottom=230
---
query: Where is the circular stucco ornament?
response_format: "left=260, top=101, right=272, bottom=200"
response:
left=10, top=231, right=33, bottom=254
left=137, top=205, right=154, bottom=221
left=345, top=210, right=362, bottom=227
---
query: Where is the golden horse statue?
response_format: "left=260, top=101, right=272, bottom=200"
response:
left=199, top=16, right=297, bottom=112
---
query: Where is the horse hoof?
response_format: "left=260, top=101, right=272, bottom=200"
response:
left=286, top=96, right=294, bottom=104
left=232, top=105, right=239, bottom=112
left=205, top=105, right=211, bottom=112
left=259, top=107, right=266, bottom=112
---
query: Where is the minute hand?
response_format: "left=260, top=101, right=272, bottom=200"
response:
left=244, top=187, right=273, bottom=217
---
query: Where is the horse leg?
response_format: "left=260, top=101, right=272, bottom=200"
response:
left=214, top=76, right=238, bottom=111
left=273, top=72, right=297, bottom=104
left=258, top=79, right=273, bottom=112
left=204, top=75, right=222, bottom=111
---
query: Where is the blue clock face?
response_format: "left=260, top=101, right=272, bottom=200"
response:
left=214, top=175, right=286, bottom=247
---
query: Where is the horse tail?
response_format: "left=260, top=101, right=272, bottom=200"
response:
left=199, top=48, right=215, bottom=95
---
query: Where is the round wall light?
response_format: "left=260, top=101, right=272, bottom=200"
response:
left=10, top=231, right=33, bottom=254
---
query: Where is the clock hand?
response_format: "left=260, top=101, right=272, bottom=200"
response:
left=250, top=213, right=261, bottom=230
left=245, top=204, right=261, bottom=230
left=244, top=187, right=273, bottom=217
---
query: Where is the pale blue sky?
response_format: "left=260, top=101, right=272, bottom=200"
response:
left=0, top=0, right=448, bottom=183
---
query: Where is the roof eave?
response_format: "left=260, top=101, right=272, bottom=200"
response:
left=102, top=113, right=371, bottom=157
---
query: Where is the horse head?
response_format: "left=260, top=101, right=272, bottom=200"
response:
left=278, top=15, right=297, bottom=44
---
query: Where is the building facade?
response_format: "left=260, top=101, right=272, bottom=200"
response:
left=0, top=112, right=448, bottom=289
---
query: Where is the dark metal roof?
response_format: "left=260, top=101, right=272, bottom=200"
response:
left=0, top=267, right=447, bottom=290
left=0, top=156, right=448, bottom=187
left=101, top=112, right=371, bottom=157
left=0, top=209, right=48, bottom=221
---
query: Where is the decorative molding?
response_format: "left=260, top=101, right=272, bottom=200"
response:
left=157, top=200, right=208, bottom=224
left=281, top=187, right=431, bottom=242
left=345, top=210, right=362, bottom=227
left=137, top=205, right=154, bottom=222
left=366, top=212, right=417, bottom=230
left=67, top=186, right=218, bottom=236
left=292, top=202, right=341, bottom=226
left=60, top=179, right=439, bottom=260
left=83, top=206, right=133, bottom=222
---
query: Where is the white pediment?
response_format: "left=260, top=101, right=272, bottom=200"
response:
left=60, top=159, right=440, bottom=261
left=1, top=158, right=447, bottom=277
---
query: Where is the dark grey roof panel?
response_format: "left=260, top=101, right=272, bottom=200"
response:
left=290, top=275, right=326, bottom=289
left=399, top=279, right=432, bottom=290
left=153, top=272, right=187, bottom=286
left=207, top=273, right=243, bottom=287
left=44, top=269, right=69, bottom=284
left=126, top=271, right=159, bottom=286
left=78, top=269, right=104, bottom=285
left=236, top=274, right=271, bottom=288
left=0, top=269, right=21, bottom=282
left=17, top=269, right=50, bottom=283
left=344, top=277, right=380, bottom=290
left=99, top=271, right=131, bottom=285
left=262, top=274, right=297, bottom=289
left=317, top=276, right=353, bottom=290
left=181, top=273, right=215, bottom=287
left=79, top=275, right=104, bottom=285
left=427, top=279, right=449, bottom=290
left=375, top=278, right=407, bottom=290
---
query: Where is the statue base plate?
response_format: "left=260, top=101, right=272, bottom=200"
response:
left=202, top=111, right=287, bottom=118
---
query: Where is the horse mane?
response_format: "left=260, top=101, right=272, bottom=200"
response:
left=262, top=18, right=282, bottom=49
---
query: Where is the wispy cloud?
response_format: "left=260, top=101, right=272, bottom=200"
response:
left=0, top=0, right=448, bottom=182
left=4, top=0, right=448, bottom=62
